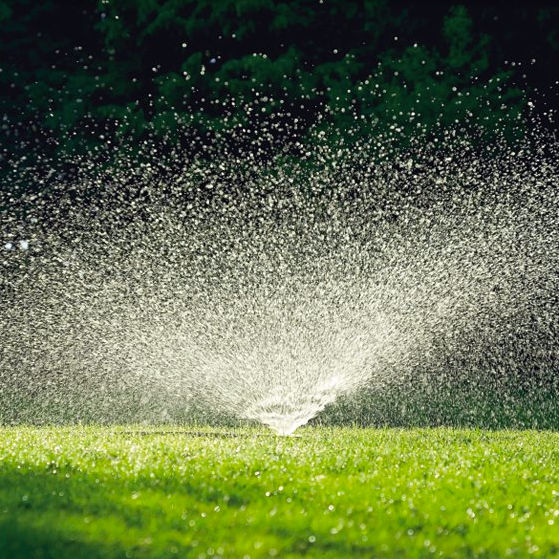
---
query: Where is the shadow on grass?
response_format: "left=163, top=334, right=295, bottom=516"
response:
left=0, top=519, right=131, bottom=559
left=0, top=463, right=203, bottom=559
left=0, top=462, right=363, bottom=559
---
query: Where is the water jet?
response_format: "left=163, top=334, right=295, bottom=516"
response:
left=1, top=128, right=558, bottom=433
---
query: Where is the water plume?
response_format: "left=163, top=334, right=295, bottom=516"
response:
left=1, top=127, right=558, bottom=434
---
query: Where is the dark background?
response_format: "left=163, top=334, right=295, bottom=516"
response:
left=1, top=0, right=558, bottom=164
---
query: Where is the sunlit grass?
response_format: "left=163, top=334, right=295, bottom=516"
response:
left=1, top=426, right=558, bottom=558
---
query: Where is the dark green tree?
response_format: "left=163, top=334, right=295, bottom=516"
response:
left=1, top=0, right=556, bottom=161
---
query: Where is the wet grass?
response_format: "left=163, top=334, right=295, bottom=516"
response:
left=0, top=426, right=558, bottom=558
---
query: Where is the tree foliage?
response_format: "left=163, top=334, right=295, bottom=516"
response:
left=0, top=1, right=557, bottom=158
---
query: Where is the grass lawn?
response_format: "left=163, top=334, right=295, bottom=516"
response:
left=0, top=426, right=558, bottom=558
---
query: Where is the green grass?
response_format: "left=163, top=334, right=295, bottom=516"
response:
left=0, top=426, right=558, bottom=558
